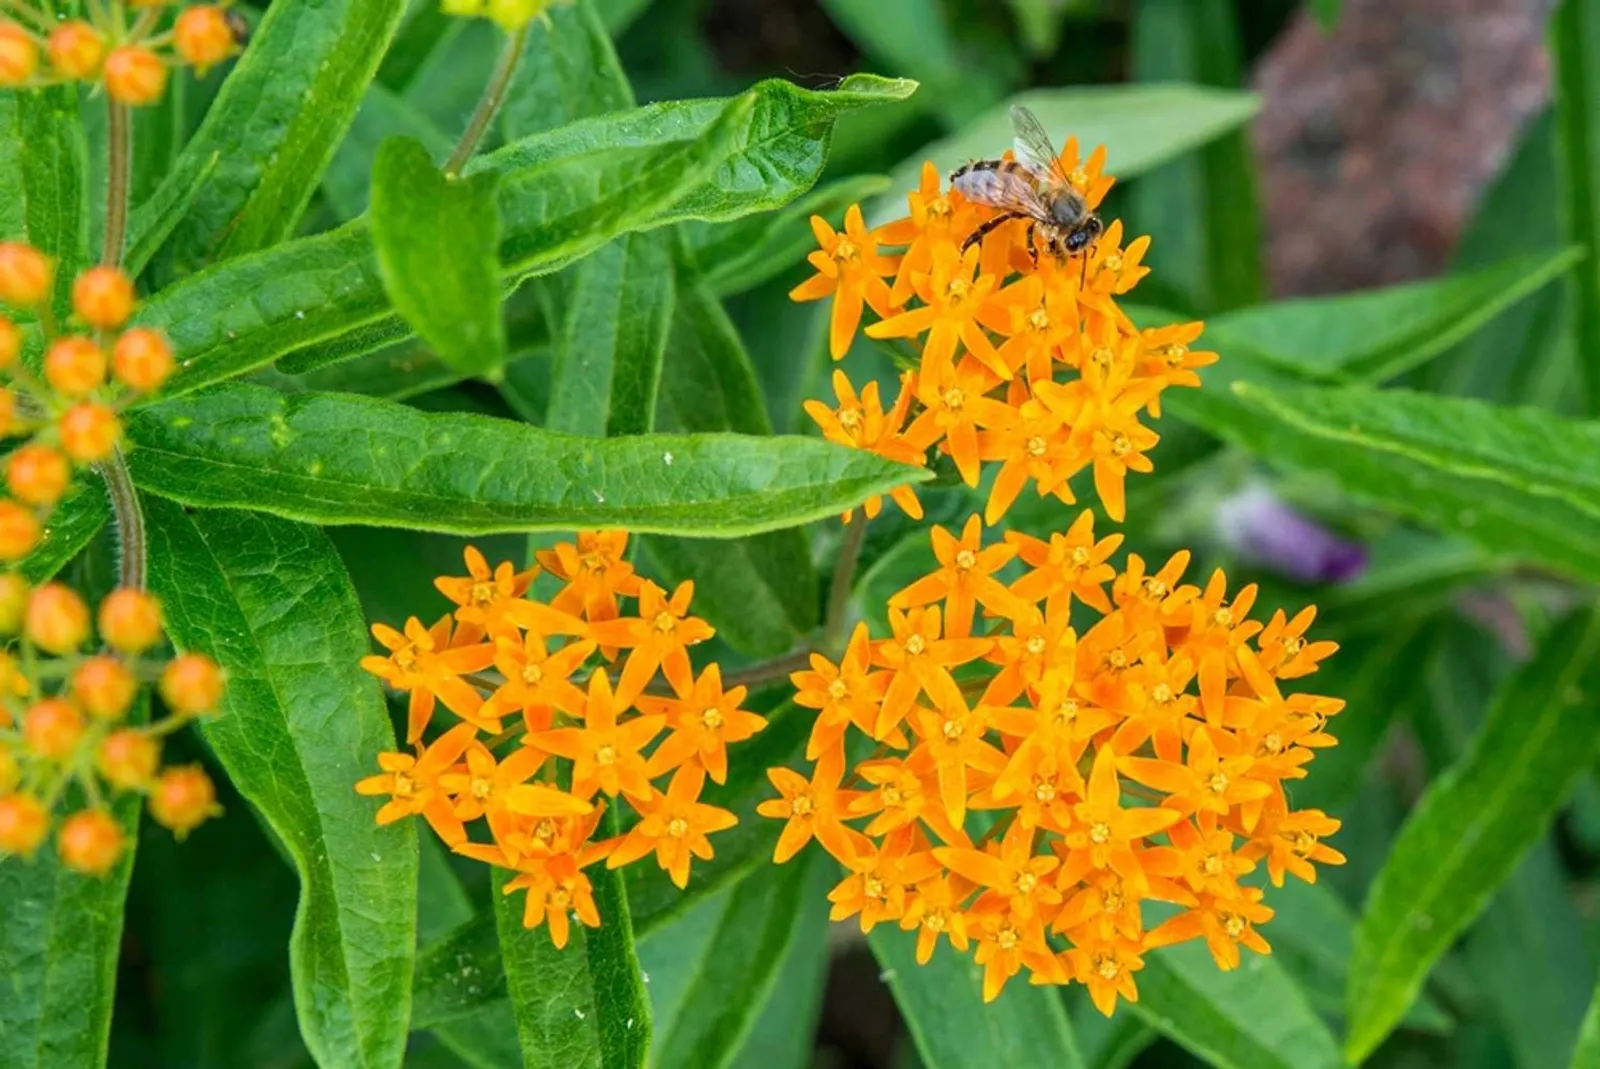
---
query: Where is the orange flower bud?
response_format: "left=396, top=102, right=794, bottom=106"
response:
left=0, top=573, right=29, bottom=633
left=44, top=335, right=106, bottom=396
left=58, top=809, right=124, bottom=875
left=46, top=20, right=103, bottom=80
left=6, top=443, right=70, bottom=506
left=97, top=729, right=159, bottom=790
left=26, top=582, right=90, bottom=653
left=74, top=655, right=137, bottom=720
left=0, top=315, right=19, bottom=367
left=24, top=697, right=84, bottom=759
left=0, top=792, right=47, bottom=856
left=0, top=501, right=41, bottom=561
left=0, top=242, right=52, bottom=307
left=71, top=265, right=135, bottom=330
left=103, top=45, right=166, bottom=106
left=174, top=6, right=235, bottom=73
left=0, top=21, right=38, bottom=86
left=0, top=747, right=17, bottom=792
left=111, top=327, right=173, bottom=392
left=98, top=588, right=163, bottom=653
left=150, top=765, right=219, bottom=839
left=160, top=653, right=224, bottom=716
left=59, top=402, right=121, bottom=463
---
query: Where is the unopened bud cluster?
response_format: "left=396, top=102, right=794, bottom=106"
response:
left=0, top=582, right=226, bottom=875
left=0, top=1, right=242, bottom=105
left=0, top=245, right=174, bottom=565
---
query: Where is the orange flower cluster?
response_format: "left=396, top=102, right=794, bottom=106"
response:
left=0, top=246, right=175, bottom=566
left=0, top=581, right=226, bottom=876
left=762, top=513, right=1345, bottom=1012
left=0, top=2, right=241, bottom=103
left=357, top=534, right=767, bottom=948
left=795, top=155, right=1215, bottom=525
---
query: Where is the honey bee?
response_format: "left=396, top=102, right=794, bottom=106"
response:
left=951, top=104, right=1104, bottom=267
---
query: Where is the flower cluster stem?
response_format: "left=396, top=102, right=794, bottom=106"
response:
left=98, top=448, right=145, bottom=592
left=100, top=96, right=144, bottom=591
left=445, top=24, right=529, bottom=177
left=103, top=102, right=131, bottom=267
left=824, top=517, right=868, bottom=652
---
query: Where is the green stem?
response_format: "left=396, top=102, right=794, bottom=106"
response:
left=444, top=24, right=529, bottom=177
left=824, top=517, right=868, bottom=652
left=102, top=102, right=131, bottom=267
left=98, top=448, right=145, bottom=591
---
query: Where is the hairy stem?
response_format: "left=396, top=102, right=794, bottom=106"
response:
left=824, top=517, right=868, bottom=652
left=102, top=102, right=131, bottom=267
left=445, top=23, right=529, bottom=177
left=99, top=448, right=146, bottom=591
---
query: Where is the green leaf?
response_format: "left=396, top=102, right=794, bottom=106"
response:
left=370, top=137, right=507, bottom=378
left=493, top=805, right=651, bottom=1069
left=686, top=173, right=893, bottom=297
left=721, top=862, right=832, bottom=1069
left=653, top=858, right=816, bottom=1069
left=126, top=384, right=924, bottom=536
left=1553, top=0, right=1600, bottom=413
left=148, top=0, right=406, bottom=274
left=1575, top=985, right=1600, bottom=1067
left=1130, top=940, right=1343, bottom=1069
left=866, top=924, right=1084, bottom=1069
left=141, top=77, right=911, bottom=397
left=501, top=0, right=634, bottom=142
left=145, top=500, right=418, bottom=1069
left=1346, top=609, right=1600, bottom=1063
left=1188, top=381, right=1600, bottom=584
left=1068, top=997, right=1156, bottom=1069
left=1130, top=0, right=1262, bottom=313
left=885, top=84, right=1259, bottom=206
left=19, top=486, right=110, bottom=584
left=1204, top=248, right=1582, bottom=382
left=0, top=766, right=140, bottom=1069
left=322, top=84, right=454, bottom=220
left=123, top=151, right=220, bottom=278
left=7, top=64, right=87, bottom=316
left=1006, top=0, right=1067, bottom=58
left=818, top=0, right=1005, bottom=125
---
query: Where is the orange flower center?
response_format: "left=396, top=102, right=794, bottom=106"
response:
left=1015, top=872, right=1037, bottom=895
left=945, top=278, right=970, bottom=304
left=469, top=580, right=495, bottom=606
left=923, top=910, right=947, bottom=932
left=1024, top=435, right=1049, bottom=458
left=1055, top=699, right=1079, bottom=725
left=1068, top=166, right=1089, bottom=190
left=838, top=407, right=863, bottom=432
left=667, top=817, right=689, bottom=838
left=996, top=926, right=1019, bottom=950
left=1151, top=683, right=1174, bottom=704
left=1109, top=431, right=1132, bottom=457
left=653, top=611, right=677, bottom=633
left=1213, top=607, right=1235, bottom=628
left=549, top=887, right=571, bottom=909
left=1282, top=635, right=1306, bottom=656
left=1208, top=772, right=1230, bottom=794
left=1028, top=308, right=1051, bottom=332
left=700, top=707, right=723, bottom=730
left=955, top=549, right=977, bottom=571
left=1290, top=830, right=1316, bottom=853
left=833, top=238, right=860, bottom=265
left=791, top=794, right=814, bottom=817
left=471, top=776, right=492, bottom=801
left=595, top=745, right=617, bottom=766
left=941, top=387, right=965, bottom=411
left=392, top=772, right=417, bottom=798
left=1034, top=780, right=1056, bottom=803
left=522, top=664, right=545, bottom=685
left=1160, top=343, right=1189, bottom=366
left=1104, top=649, right=1128, bottom=671
left=1223, top=913, right=1246, bottom=938
left=881, top=784, right=903, bottom=806
left=1089, top=822, right=1110, bottom=844
left=1141, top=577, right=1167, bottom=600
left=1070, top=546, right=1090, bottom=566
left=1095, top=954, right=1120, bottom=980
left=940, top=719, right=963, bottom=741
left=534, top=819, right=556, bottom=843
left=864, top=875, right=886, bottom=898
left=581, top=552, right=607, bottom=573
left=1090, top=346, right=1113, bottom=368
left=1026, top=635, right=1046, bottom=655
left=393, top=647, right=418, bottom=672
left=905, top=635, right=926, bottom=656
left=827, top=678, right=848, bottom=700
left=1103, top=253, right=1124, bottom=274
left=1201, top=852, right=1223, bottom=875
left=1262, top=732, right=1284, bottom=754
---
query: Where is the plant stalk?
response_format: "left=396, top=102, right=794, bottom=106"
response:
left=824, top=517, right=868, bottom=651
left=445, top=24, right=529, bottom=177
left=99, top=448, right=146, bottom=591
left=103, top=102, right=131, bottom=267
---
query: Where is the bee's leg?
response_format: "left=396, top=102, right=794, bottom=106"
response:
left=960, top=211, right=1025, bottom=253
left=1025, top=222, right=1039, bottom=266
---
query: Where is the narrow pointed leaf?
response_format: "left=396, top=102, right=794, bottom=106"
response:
left=1346, top=609, right=1600, bottom=1062
left=147, top=0, right=406, bottom=273
left=125, top=385, right=926, bottom=536
left=866, top=925, right=1084, bottom=1069
left=370, top=137, right=507, bottom=377
left=1554, top=0, right=1600, bottom=413
left=4, top=52, right=87, bottom=317
left=146, top=501, right=418, bottom=1069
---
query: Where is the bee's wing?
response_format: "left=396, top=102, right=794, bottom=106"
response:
left=1009, top=104, right=1067, bottom=183
left=951, top=166, right=1050, bottom=221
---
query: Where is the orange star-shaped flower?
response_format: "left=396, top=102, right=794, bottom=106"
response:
left=605, top=764, right=737, bottom=888
left=532, top=669, right=664, bottom=801
left=589, top=580, right=714, bottom=705
left=636, top=663, right=768, bottom=783
left=356, top=721, right=477, bottom=845
left=790, top=205, right=898, bottom=359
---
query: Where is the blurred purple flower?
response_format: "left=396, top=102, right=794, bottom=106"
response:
left=1214, top=485, right=1368, bottom=584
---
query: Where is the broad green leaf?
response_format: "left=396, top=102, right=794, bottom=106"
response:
left=140, top=76, right=913, bottom=397
left=322, top=84, right=454, bottom=219
left=377, top=1, right=456, bottom=90
left=654, top=858, right=816, bottom=1069
left=124, top=151, right=220, bottom=278
left=645, top=254, right=820, bottom=655
left=148, top=0, right=406, bottom=274
left=1346, top=609, right=1600, bottom=1063
left=595, top=0, right=654, bottom=33
left=500, top=0, right=634, bottom=143
left=540, top=231, right=674, bottom=436
left=19, top=486, right=110, bottom=584
left=125, top=384, right=925, bottom=536
left=1204, top=248, right=1581, bottom=382
left=637, top=888, right=732, bottom=1055
left=7, top=57, right=87, bottom=316
left=867, top=925, right=1084, bottom=1069
left=1553, top=0, right=1600, bottom=414
left=722, top=862, right=831, bottom=1069
left=370, top=138, right=508, bottom=378
left=1193, top=381, right=1600, bottom=584
left=145, top=501, right=418, bottom=1069
left=493, top=805, right=651, bottom=1069
left=1131, top=0, right=1261, bottom=313
left=1068, top=997, right=1155, bottom=1069
left=413, top=912, right=509, bottom=1031
left=885, top=84, right=1259, bottom=209
left=1130, top=941, right=1342, bottom=1069
left=686, top=173, right=893, bottom=297
left=0, top=769, right=140, bottom=1069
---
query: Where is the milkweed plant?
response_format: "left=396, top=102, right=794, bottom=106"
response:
left=1, top=0, right=1598, bottom=1067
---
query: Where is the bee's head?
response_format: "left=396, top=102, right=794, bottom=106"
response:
left=1065, top=215, right=1103, bottom=254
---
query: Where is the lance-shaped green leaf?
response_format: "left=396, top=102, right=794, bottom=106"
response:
left=1576, top=987, right=1600, bottom=1067
left=0, top=759, right=140, bottom=1069
left=147, top=0, right=406, bottom=273
left=124, top=151, right=220, bottom=278
left=322, top=83, right=454, bottom=220
left=125, top=384, right=927, bottom=536
left=1192, top=381, right=1600, bottom=583
left=1204, top=248, right=1582, bottom=383
left=140, top=76, right=911, bottom=398
left=493, top=805, right=651, bottom=1069
left=866, top=925, right=1084, bottom=1069
left=1346, top=609, right=1600, bottom=1062
left=1130, top=940, right=1342, bottom=1069
left=18, top=486, right=109, bottom=584
left=370, top=138, right=507, bottom=378
left=1554, top=0, right=1600, bottom=414
left=4, top=49, right=87, bottom=317
left=145, top=500, right=418, bottom=1069
left=654, top=857, right=815, bottom=1069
